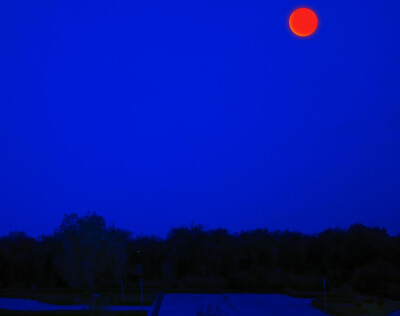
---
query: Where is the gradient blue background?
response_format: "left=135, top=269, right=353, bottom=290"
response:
left=1, top=0, right=399, bottom=237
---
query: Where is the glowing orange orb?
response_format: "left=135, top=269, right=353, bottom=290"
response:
left=289, top=8, right=318, bottom=37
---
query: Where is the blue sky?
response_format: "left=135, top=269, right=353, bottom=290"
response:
left=1, top=0, right=400, bottom=237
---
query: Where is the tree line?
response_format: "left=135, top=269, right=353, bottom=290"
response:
left=0, top=212, right=399, bottom=300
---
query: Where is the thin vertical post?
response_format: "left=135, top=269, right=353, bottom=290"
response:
left=323, top=276, right=327, bottom=313
left=140, top=277, right=144, bottom=306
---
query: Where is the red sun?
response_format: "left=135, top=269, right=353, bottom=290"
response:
left=289, top=8, right=318, bottom=37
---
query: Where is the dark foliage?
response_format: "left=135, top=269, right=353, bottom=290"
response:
left=0, top=312, right=146, bottom=316
left=0, top=214, right=399, bottom=300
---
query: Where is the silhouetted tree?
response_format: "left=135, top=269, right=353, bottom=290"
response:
left=1, top=215, right=399, bottom=300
